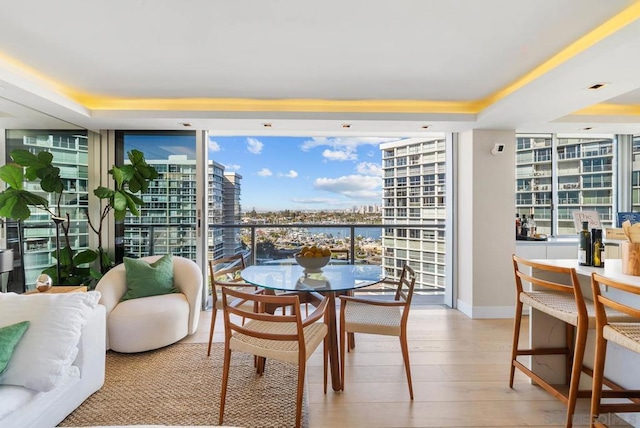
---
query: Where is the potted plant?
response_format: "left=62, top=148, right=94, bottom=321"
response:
left=0, top=149, right=158, bottom=287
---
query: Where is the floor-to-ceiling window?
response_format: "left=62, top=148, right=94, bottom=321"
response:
left=3, top=130, right=89, bottom=291
left=516, top=133, right=615, bottom=235
left=116, top=131, right=199, bottom=261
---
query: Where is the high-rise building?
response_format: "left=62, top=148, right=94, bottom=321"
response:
left=124, top=155, right=243, bottom=261
left=4, top=130, right=90, bottom=290
left=223, top=172, right=243, bottom=257
left=515, top=135, right=615, bottom=235
left=380, top=137, right=446, bottom=292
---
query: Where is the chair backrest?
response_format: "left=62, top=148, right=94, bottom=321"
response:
left=209, top=254, right=246, bottom=287
left=512, top=254, right=587, bottom=318
left=221, top=287, right=308, bottom=356
left=394, top=264, right=416, bottom=306
left=591, top=272, right=640, bottom=323
left=330, top=248, right=350, bottom=261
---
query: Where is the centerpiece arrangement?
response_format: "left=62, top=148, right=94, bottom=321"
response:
left=294, top=245, right=331, bottom=272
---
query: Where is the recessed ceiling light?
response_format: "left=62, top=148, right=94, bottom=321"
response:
left=581, top=127, right=593, bottom=131
left=262, top=123, right=272, bottom=128
left=180, top=123, right=192, bottom=127
left=421, top=125, right=431, bottom=129
left=341, top=124, right=351, bottom=128
left=587, top=83, right=607, bottom=90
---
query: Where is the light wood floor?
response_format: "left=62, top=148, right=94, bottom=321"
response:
left=183, top=306, right=636, bottom=428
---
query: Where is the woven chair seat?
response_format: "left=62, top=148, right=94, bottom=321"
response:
left=520, top=291, right=631, bottom=328
left=343, top=301, right=402, bottom=336
left=230, top=320, right=327, bottom=364
left=604, top=323, right=640, bottom=354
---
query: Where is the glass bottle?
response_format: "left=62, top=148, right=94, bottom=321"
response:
left=521, top=214, right=529, bottom=238
left=515, top=213, right=521, bottom=238
left=529, top=213, right=537, bottom=237
left=578, top=221, right=592, bottom=266
left=592, top=229, right=605, bottom=267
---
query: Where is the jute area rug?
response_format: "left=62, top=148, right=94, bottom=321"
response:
left=59, top=342, right=309, bottom=428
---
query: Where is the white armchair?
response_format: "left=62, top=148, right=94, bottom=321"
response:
left=96, top=255, right=202, bottom=353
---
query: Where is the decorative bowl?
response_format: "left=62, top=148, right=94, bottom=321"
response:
left=294, top=254, right=330, bottom=272
left=36, top=274, right=53, bottom=292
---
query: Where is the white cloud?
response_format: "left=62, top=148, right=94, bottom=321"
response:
left=278, top=170, right=298, bottom=178
left=301, top=137, right=396, bottom=152
left=314, top=175, right=381, bottom=199
left=224, top=164, right=241, bottom=171
left=356, top=162, right=382, bottom=176
left=322, top=149, right=357, bottom=161
left=247, top=138, right=264, bottom=154
left=208, top=140, right=221, bottom=152
left=257, top=168, right=272, bottom=176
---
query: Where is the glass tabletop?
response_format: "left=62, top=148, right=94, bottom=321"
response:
left=241, top=264, right=385, bottom=293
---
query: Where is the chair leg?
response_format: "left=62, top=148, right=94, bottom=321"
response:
left=509, top=300, right=523, bottom=388
left=566, top=323, right=575, bottom=386
left=323, top=335, right=328, bottom=394
left=219, top=346, right=232, bottom=425
left=340, top=310, right=347, bottom=391
left=400, top=332, right=414, bottom=400
left=565, top=322, right=588, bottom=428
left=207, top=308, right=218, bottom=357
left=295, top=363, right=305, bottom=428
left=590, top=330, right=608, bottom=428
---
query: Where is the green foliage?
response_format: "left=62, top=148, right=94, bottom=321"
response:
left=0, top=164, right=50, bottom=220
left=0, top=147, right=158, bottom=288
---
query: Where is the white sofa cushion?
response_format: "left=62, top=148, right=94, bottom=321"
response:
left=0, top=291, right=100, bottom=392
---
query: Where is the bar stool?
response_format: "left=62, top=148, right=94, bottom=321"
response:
left=590, top=273, right=640, bottom=428
left=511, top=255, right=588, bottom=428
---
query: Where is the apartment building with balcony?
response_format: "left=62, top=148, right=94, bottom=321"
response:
left=223, top=172, right=243, bottom=257
left=124, top=155, right=242, bottom=261
left=515, top=135, right=615, bottom=235
left=4, top=130, right=90, bottom=289
left=380, top=137, right=446, bottom=292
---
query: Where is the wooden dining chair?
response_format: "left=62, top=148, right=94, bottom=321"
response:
left=589, top=273, right=640, bottom=428
left=219, top=287, right=329, bottom=428
left=339, top=263, right=416, bottom=399
left=207, top=253, right=256, bottom=356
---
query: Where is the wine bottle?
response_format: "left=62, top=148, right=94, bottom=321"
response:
left=578, top=221, right=591, bottom=266
left=529, top=213, right=537, bottom=237
left=592, top=229, right=604, bottom=267
left=521, top=214, right=529, bottom=238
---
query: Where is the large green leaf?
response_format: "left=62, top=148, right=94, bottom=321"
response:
left=113, top=191, right=127, bottom=211
left=0, top=164, right=24, bottom=189
left=73, top=249, right=98, bottom=265
left=0, top=188, right=48, bottom=220
left=111, top=166, right=125, bottom=189
left=93, top=186, right=115, bottom=199
left=56, top=246, right=74, bottom=267
left=10, top=150, right=39, bottom=167
left=124, top=193, right=140, bottom=216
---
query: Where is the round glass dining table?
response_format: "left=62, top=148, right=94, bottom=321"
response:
left=241, top=263, right=385, bottom=391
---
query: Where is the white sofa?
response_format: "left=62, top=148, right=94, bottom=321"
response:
left=0, top=294, right=106, bottom=428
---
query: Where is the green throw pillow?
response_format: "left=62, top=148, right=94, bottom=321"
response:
left=0, top=321, right=30, bottom=375
left=121, top=254, right=178, bottom=301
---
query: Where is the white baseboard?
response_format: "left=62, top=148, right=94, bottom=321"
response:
left=456, top=299, right=517, bottom=319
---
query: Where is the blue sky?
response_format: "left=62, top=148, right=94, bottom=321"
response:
left=125, top=134, right=397, bottom=211
left=209, top=136, right=397, bottom=211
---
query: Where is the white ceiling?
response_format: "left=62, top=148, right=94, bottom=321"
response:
left=2, top=0, right=640, bottom=135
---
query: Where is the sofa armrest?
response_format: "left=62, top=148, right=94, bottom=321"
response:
left=74, top=304, right=106, bottom=392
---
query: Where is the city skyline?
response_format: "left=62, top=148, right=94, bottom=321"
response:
left=125, top=134, right=399, bottom=211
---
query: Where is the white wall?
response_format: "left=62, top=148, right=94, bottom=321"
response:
left=456, top=129, right=516, bottom=318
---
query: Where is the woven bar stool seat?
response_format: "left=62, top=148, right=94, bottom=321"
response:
left=521, top=291, right=630, bottom=328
